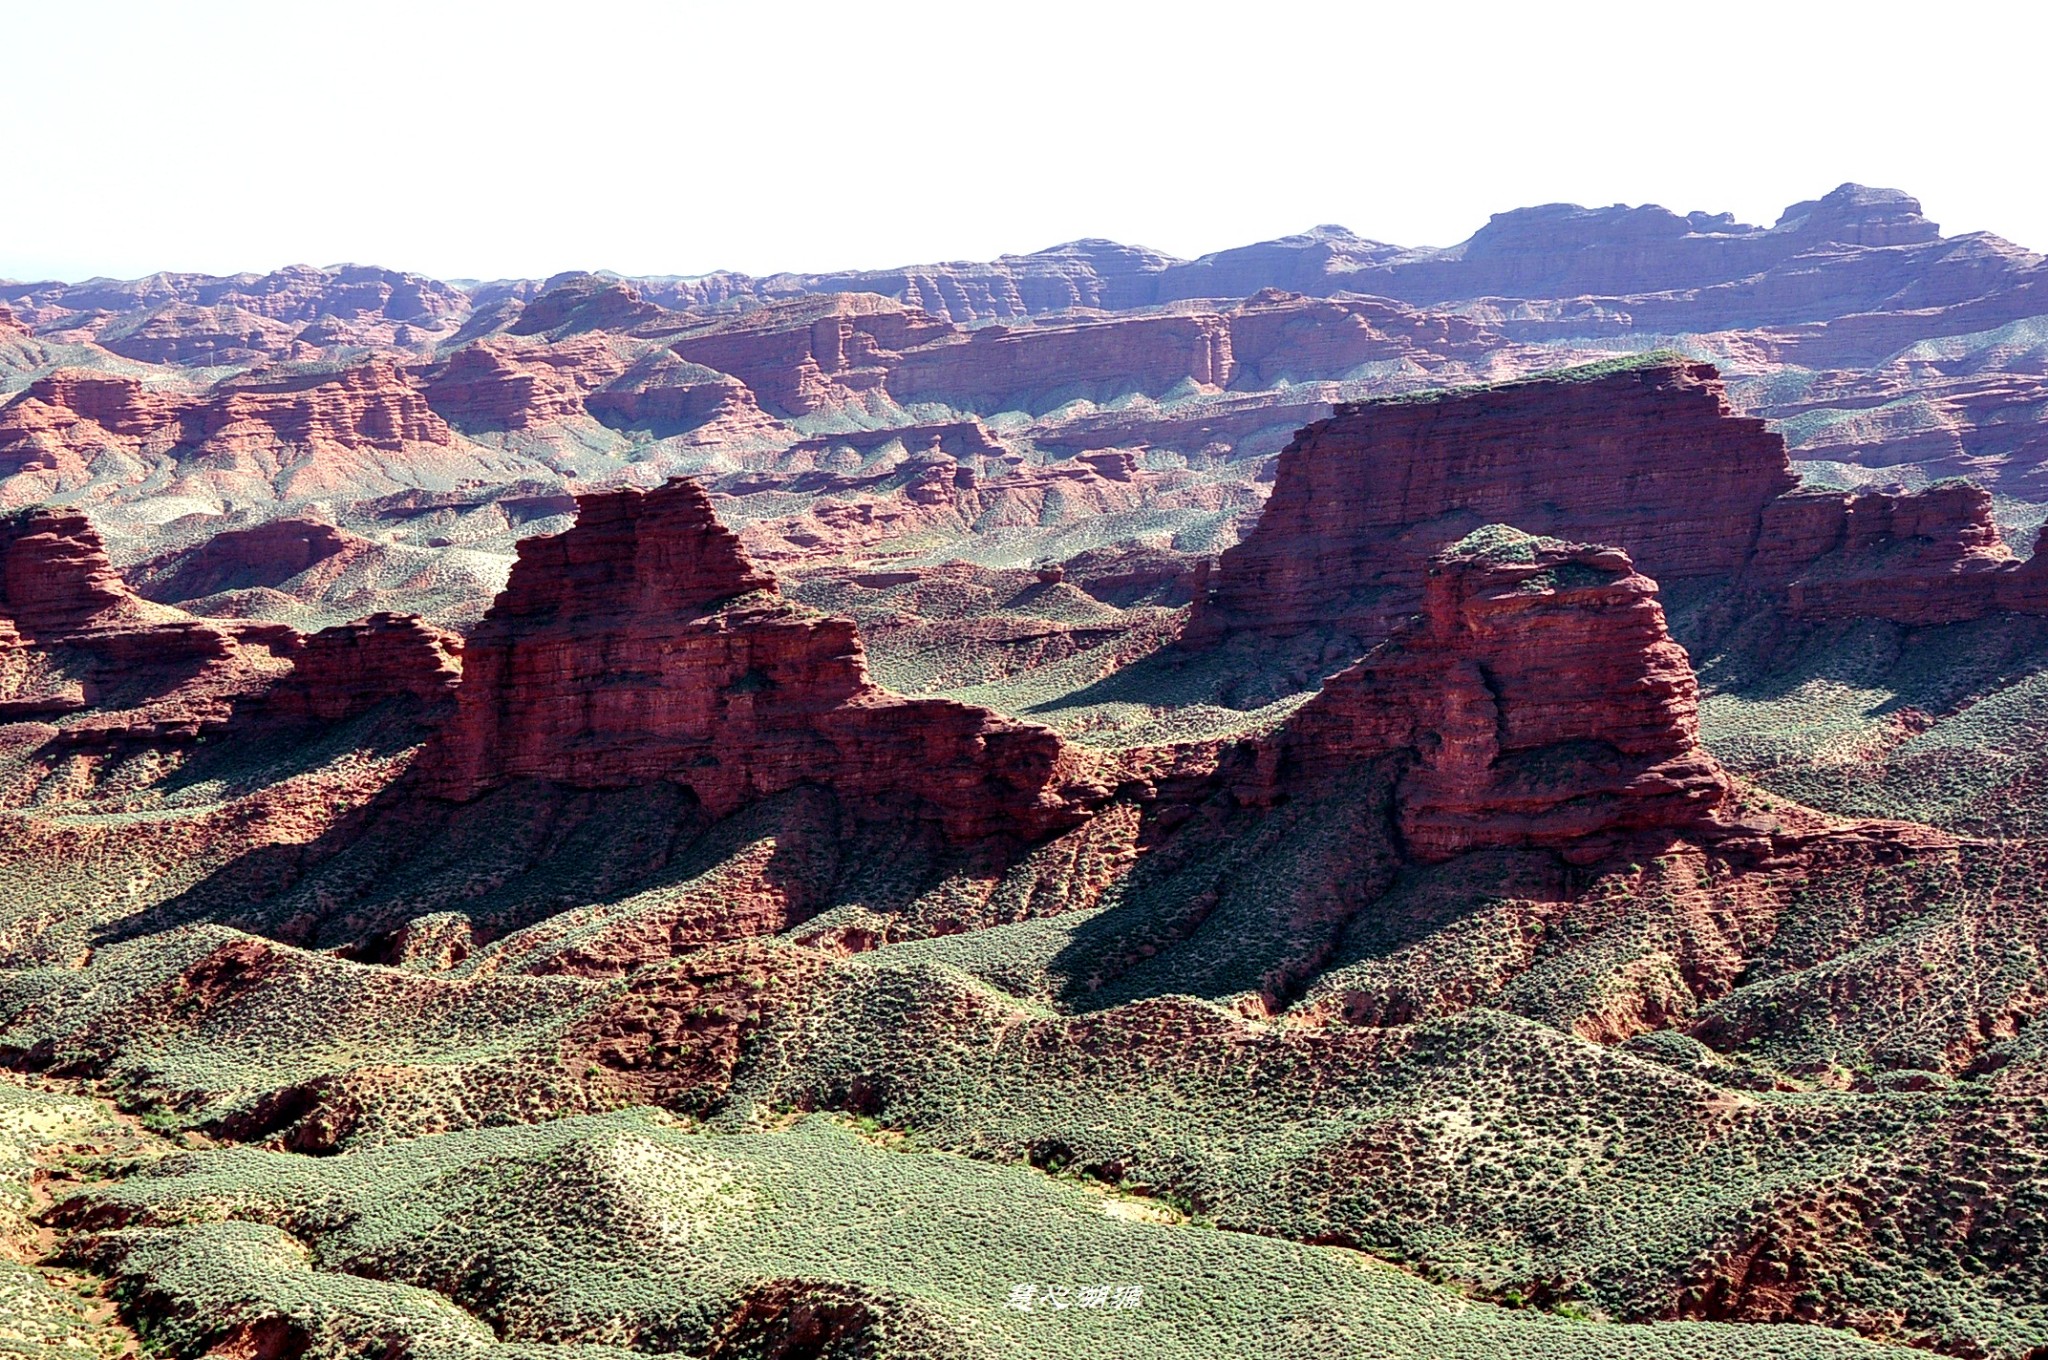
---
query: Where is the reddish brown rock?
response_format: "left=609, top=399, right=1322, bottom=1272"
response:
left=0, top=371, right=189, bottom=478
left=420, top=477, right=1103, bottom=843
left=0, top=506, right=297, bottom=736
left=1264, top=527, right=1734, bottom=862
left=583, top=350, right=776, bottom=440
left=422, top=335, right=631, bottom=432
left=268, top=612, right=461, bottom=723
left=195, top=358, right=452, bottom=453
left=96, top=303, right=306, bottom=365
left=131, top=517, right=372, bottom=603
left=1191, top=357, right=2048, bottom=656
left=17, top=371, right=182, bottom=437
left=1189, top=359, right=1796, bottom=649
left=507, top=275, right=674, bottom=337
left=1756, top=481, right=2048, bottom=624
left=0, top=507, right=148, bottom=637
left=669, top=295, right=952, bottom=416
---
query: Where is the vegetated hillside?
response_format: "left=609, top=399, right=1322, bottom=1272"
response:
left=1, top=193, right=2047, bottom=1360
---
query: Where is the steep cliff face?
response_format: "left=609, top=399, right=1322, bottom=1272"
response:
left=1190, top=357, right=2048, bottom=657
left=267, top=612, right=461, bottom=723
left=1187, top=359, right=1795, bottom=649
left=1266, top=528, right=1734, bottom=862
left=419, top=477, right=1103, bottom=842
left=0, top=508, right=151, bottom=637
left=1754, top=482, right=2042, bottom=623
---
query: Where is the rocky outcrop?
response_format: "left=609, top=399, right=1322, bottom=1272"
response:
left=583, top=350, right=778, bottom=441
left=0, top=371, right=183, bottom=477
left=195, top=359, right=453, bottom=453
left=507, top=275, right=674, bottom=337
left=419, top=477, right=1103, bottom=842
left=1757, top=481, right=2048, bottom=624
left=0, top=507, right=149, bottom=636
left=267, top=612, right=461, bottom=723
left=0, top=507, right=295, bottom=733
left=131, top=518, right=372, bottom=603
left=668, top=295, right=952, bottom=416
left=1187, top=358, right=1795, bottom=649
left=1263, top=528, right=1735, bottom=862
left=1191, top=357, right=2048, bottom=656
left=664, top=290, right=1500, bottom=420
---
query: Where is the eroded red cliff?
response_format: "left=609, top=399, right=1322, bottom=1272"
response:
left=1187, top=359, right=1795, bottom=648
left=0, top=507, right=296, bottom=735
left=1190, top=357, right=2048, bottom=654
left=268, top=612, right=461, bottom=723
left=1264, top=528, right=1735, bottom=862
left=419, top=477, right=1104, bottom=842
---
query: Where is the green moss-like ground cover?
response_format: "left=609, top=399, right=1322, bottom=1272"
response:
left=66, top=1108, right=1900, bottom=1360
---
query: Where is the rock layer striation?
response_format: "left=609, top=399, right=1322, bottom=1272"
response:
left=420, top=477, right=1102, bottom=842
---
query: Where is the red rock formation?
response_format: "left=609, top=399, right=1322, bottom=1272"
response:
left=669, top=295, right=952, bottom=416
left=1754, top=481, right=2048, bottom=623
left=17, top=371, right=182, bottom=437
left=507, top=275, right=673, bottom=337
left=97, top=303, right=305, bottom=365
left=420, top=477, right=1103, bottom=842
left=1265, top=528, right=1734, bottom=862
left=422, top=335, right=631, bottom=431
left=1189, top=359, right=1796, bottom=649
left=0, top=506, right=296, bottom=733
left=195, top=359, right=452, bottom=453
left=734, top=447, right=1252, bottom=564
left=267, top=612, right=461, bottom=722
left=0, top=507, right=147, bottom=637
left=1190, top=357, right=2048, bottom=655
left=583, top=350, right=776, bottom=440
left=0, top=371, right=187, bottom=479
left=131, top=517, right=372, bottom=603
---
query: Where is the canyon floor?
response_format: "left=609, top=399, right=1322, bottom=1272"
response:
left=4, top=188, right=2048, bottom=1359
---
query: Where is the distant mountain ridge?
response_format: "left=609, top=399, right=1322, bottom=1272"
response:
left=10, top=184, right=2043, bottom=337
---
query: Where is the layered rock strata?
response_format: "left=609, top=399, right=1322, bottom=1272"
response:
left=419, top=477, right=1103, bottom=842
left=1187, top=359, right=1794, bottom=648
left=1263, top=528, right=1735, bottom=862
left=267, top=612, right=462, bottom=723
left=1190, top=358, right=2048, bottom=653
left=0, top=507, right=295, bottom=733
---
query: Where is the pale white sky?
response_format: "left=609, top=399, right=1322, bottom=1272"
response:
left=3, top=0, right=2041, bottom=283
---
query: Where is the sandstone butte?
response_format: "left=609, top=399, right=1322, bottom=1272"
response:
left=416, top=475, right=1106, bottom=843
left=1258, top=528, right=1738, bottom=863
left=1187, top=357, right=2048, bottom=652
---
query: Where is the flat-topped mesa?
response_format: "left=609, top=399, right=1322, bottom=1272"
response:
left=419, top=477, right=1101, bottom=843
left=267, top=612, right=462, bottom=723
left=1266, top=528, right=1733, bottom=862
left=1186, top=358, right=1794, bottom=651
left=1187, top=356, right=2048, bottom=656
left=1755, top=480, right=2048, bottom=624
